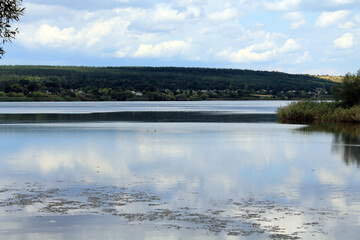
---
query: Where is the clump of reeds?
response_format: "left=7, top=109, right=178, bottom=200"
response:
left=277, top=101, right=360, bottom=123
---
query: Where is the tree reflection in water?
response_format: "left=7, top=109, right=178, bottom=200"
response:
left=298, top=123, right=360, bottom=167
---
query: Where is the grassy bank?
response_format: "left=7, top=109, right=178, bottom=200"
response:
left=277, top=101, right=360, bottom=123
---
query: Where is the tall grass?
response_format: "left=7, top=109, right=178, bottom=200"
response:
left=277, top=101, right=360, bottom=123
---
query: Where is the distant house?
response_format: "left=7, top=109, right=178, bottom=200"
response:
left=131, top=91, right=143, bottom=96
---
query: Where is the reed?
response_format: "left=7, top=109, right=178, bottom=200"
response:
left=277, top=101, right=360, bottom=123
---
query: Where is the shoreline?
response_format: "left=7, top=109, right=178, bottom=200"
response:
left=0, top=97, right=332, bottom=102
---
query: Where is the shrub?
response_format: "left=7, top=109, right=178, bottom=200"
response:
left=332, top=70, right=360, bottom=107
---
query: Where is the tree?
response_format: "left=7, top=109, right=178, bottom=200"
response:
left=333, top=70, right=360, bottom=107
left=0, top=0, right=24, bottom=57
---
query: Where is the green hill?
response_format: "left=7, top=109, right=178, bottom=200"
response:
left=0, top=65, right=335, bottom=101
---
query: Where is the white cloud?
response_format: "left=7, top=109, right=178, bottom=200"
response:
left=279, top=39, right=301, bottom=53
left=116, top=47, right=131, bottom=58
left=82, top=20, right=118, bottom=47
left=176, top=0, right=198, bottom=7
left=264, top=0, right=302, bottom=11
left=185, top=6, right=202, bottom=18
left=17, top=6, right=141, bottom=55
left=22, top=3, right=75, bottom=21
left=317, top=169, right=346, bottom=187
left=283, top=12, right=306, bottom=29
left=253, top=22, right=265, bottom=28
left=355, top=14, right=360, bottom=22
left=24, top=24, right=77, bottom=48
left=19, top=17, right=128, bottom=51
left=220, top=46, right=273, bottom=63
left=133, top=40, right=191, bottom=58
left=339, top=21, right=355, bottom=29
left=296, top=51, right=311, bottom=63
left=128, top=4, right=197, bottom=32
left=207, top=8, right=238, bottom=21
left=152, top=4, right=187, bottom=22
left=265, top=0, right=359, bottom=12
left=334, top=33, right=354, bottom=49
left=329, top=0, right=355, bottom=5
left=9, top=0, right=360, bottom=73
left=339, top=14, right=360, bottom=29
left=37, top=25, right=75, bottom=45
left=218, top=38, right=301, bottom=63
left=315, top=10, right=350, bottom=28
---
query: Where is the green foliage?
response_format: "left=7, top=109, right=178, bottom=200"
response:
left=277, top=101, right=360, bottom=123
left=332, top=70, right=360, bottom=107
left=0, top=0, right=24, bottom=57
left=175, top=93, right=188, bottom=101
left=0, top=65, right=335, bottom=101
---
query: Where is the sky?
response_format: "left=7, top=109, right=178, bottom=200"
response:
left=1, top=0, right=360, bottom=75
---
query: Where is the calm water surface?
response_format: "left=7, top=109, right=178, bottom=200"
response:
left=0, top=101, right=359, bottom=239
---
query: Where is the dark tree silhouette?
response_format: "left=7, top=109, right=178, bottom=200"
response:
left=333, top=70, right=360, bottom=107
left=0, top=0, right=24, bottom=57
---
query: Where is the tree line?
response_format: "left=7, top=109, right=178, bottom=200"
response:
left=0, top=65, right=335, bottom=101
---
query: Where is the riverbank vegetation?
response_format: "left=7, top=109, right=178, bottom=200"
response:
left=277, top=101, right=360, bottom=123
left=0, top=65, right=334, bottom=101
left=277, top=70, right=360, bottom=123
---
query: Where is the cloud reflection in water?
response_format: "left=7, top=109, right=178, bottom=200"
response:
left=0, top=121, right=360, bottom=238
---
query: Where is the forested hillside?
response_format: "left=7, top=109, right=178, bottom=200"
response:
left=0, top=65, right=335, bottom=101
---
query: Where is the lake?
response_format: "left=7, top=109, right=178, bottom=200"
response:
left=0, top=101, right=359, bottom=239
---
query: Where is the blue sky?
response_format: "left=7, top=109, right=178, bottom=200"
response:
left=1, top=0, right=360, bottom=75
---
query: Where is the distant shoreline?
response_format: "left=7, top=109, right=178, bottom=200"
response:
left=0, top=97, right=332, bottom=102
left=0, top=65, right=334, bottom=102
